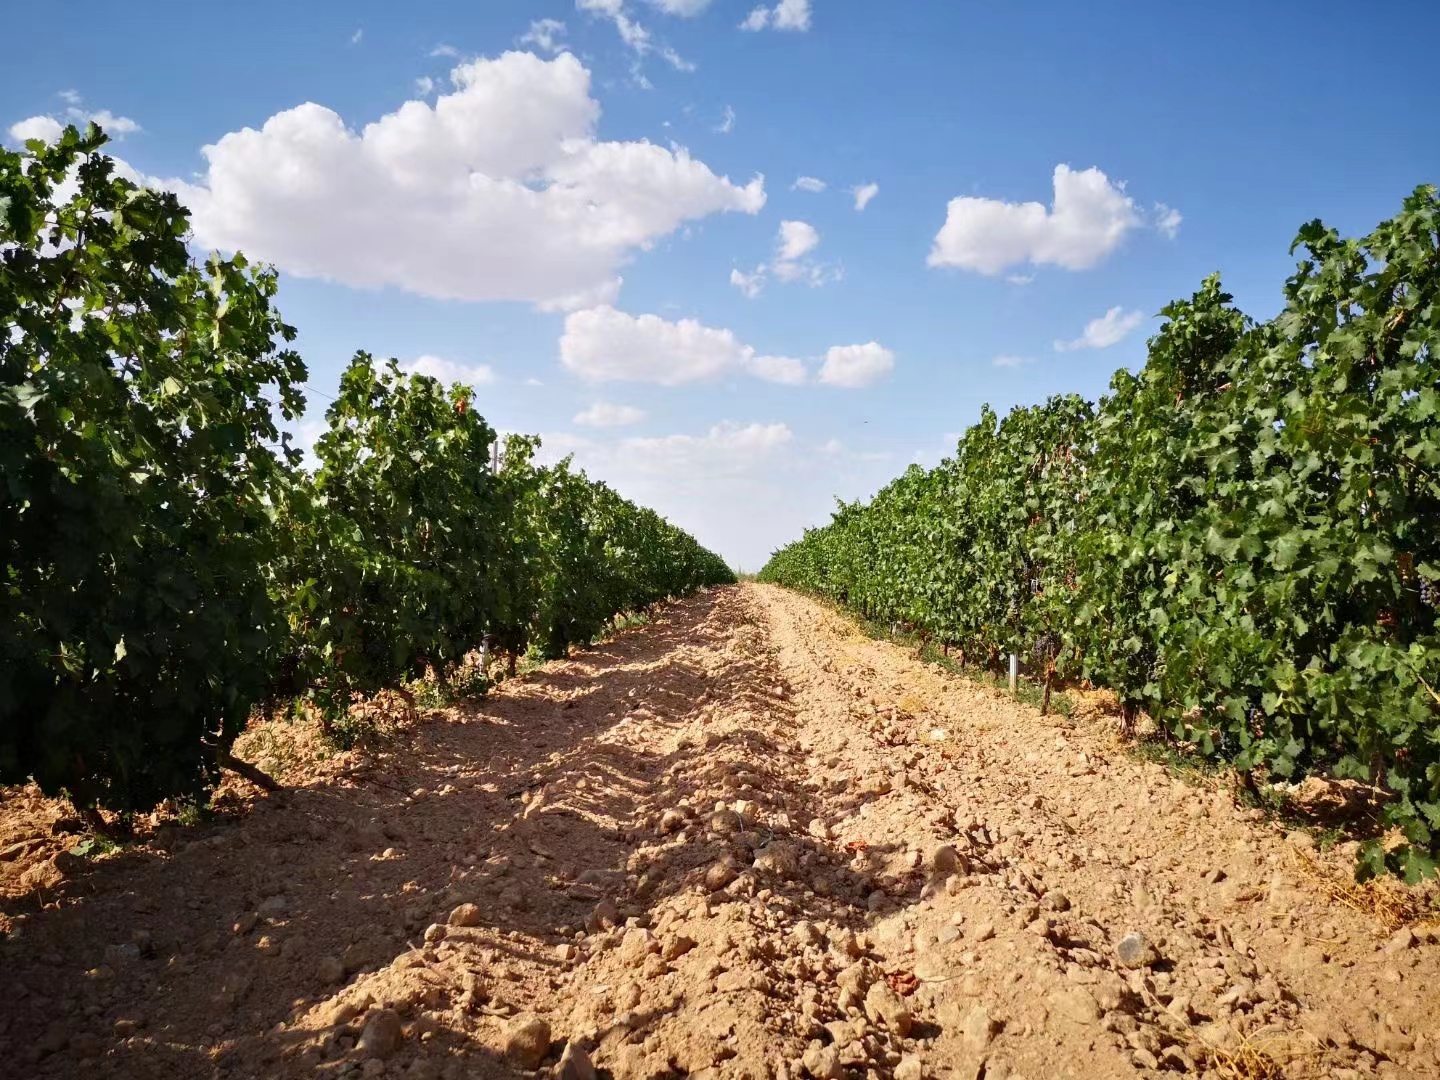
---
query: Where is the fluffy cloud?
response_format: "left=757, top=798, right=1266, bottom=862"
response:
left=8, top=93, right=142, bottom=144
left=172, top=51, right=764, bottom=310
left=741, top=0, right=812, bottom=31
left=818, top=342, right=895, bottom=388
left=777, top=219, right=819, bottom=262
left=401, top=355, right=497, bottom=386
left=1054, top=306, right=1146, bottom=351
left=560, top=306, right=879, bottom=388
left=851, top=182, right=879, bottom=211
left=7, top=116, right=63, bottom=144
left=792, top=175, right=826, bottom=193
left=560, top=305, right=807, bottom=385
left=732, top=219, right=835, bottom=296
left=574, top=401, right=646, bottom=426
left=928, top=164, right=1140, bottom=275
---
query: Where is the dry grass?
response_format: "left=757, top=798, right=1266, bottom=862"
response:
left=1288, top=845, right=1436, bottom=931
left=1200, top=1037, right=1288, bottom=1080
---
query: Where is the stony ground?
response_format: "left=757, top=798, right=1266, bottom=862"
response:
left=2, top=584, right=1438, bottom=1080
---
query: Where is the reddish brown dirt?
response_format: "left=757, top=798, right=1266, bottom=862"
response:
left=1, top=584, right=1438, bottom=1080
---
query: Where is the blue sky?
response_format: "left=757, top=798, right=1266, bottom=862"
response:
left=5, top=0, right=1437, bottom=569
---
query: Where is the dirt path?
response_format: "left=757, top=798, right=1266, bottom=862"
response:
left=1, top=584, right=1437, bottom=1080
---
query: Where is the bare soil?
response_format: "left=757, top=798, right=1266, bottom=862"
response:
left=2, top=584, right=1438, bottom=1080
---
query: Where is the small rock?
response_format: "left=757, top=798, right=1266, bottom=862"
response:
left=1041, top=891, right=1071, bottom=912
left=1384, top=927, right=1417, bottom=954
left=704, top=860, right=737, bottom=891
left=555, top=1041, right=595, bottom=1080
left=1115, top=932, right=1156, bottom=968
left=255, top=934, right=282, bottom=957
left=792, top=921, right=824, bottom=947
left=801, top=1043, right=843, bottom=1080
left=504, top=1015, right=552, bottom=1069
left=423, top=923, right=446, bottom=944
left=663, top=935, right=697, bottom=961
left=358, top=1009, right=403, bottom=1060
left=556, top=942, right=578, bottom=962
left=316, top=955, right=345, bottom=984
left=971, top=922, right=995, bottom=943
left=618, top=928, right=653, bottom=966
left=448, top=903, right=483, bottom=927
left=1166, top=995, right=1193, bottom=1024
left=342, top=941, right=370, bottom=974
left=586, top=898, right=618, bottom=933
left=1050, top=987, right=1101, bottom=1024
left=233, top=912, right=258, bottom=935
left=864, top=982, right=913, bottom=1037
left=931, top=845, right=963, bottom=874
left=962, top=1005, right=998, bottom=1047
left=659, top=809, right=686, bottom=834
left=830, top=928, right=864, bottom=958
left=895, top=1054, right=924, bottom=1080
left=708, top=809, right=743, bottom=835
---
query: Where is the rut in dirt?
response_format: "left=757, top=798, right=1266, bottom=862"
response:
left=1, top=584, right=1437, bottom=1080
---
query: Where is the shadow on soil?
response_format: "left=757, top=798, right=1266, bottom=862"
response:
left=0, top=586, right=916, bottom=1080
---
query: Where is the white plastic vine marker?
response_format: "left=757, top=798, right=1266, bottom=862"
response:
left=1009, top=653, right=1019, bottom=695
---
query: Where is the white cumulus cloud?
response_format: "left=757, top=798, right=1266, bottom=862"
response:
left=401, top=355, right=497, bottom=386
left=7, top=116, right=63, bottom=144
left=818, top=342, right=895, bottom=388
left=574, top=401, right=647, bottom=427
left=560, top=305, right=807, bottom=385
left=777, top=219, right=819, bottom=261
left=8, top=92, right=142, bottom=143
left=1054, top=306, right=1146, bottom=352
left=560, top=307, right=879, bottom=388
left=741, top=0, right=811, bottom=31
left=928, top=164, right=1141, bottom=275
left=851, top=181, right=879, bottom=211
left=792, top=175, right=826, bottom=193
left=170, top=51, right=764, bottom=310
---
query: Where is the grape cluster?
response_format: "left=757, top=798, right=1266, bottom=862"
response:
left=1421, top=577, right=1438, bottom=609
left=1031, top=632, right=1061, bottom=660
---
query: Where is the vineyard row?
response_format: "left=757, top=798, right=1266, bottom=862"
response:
left=761, top=187, right=1440, bottom=883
